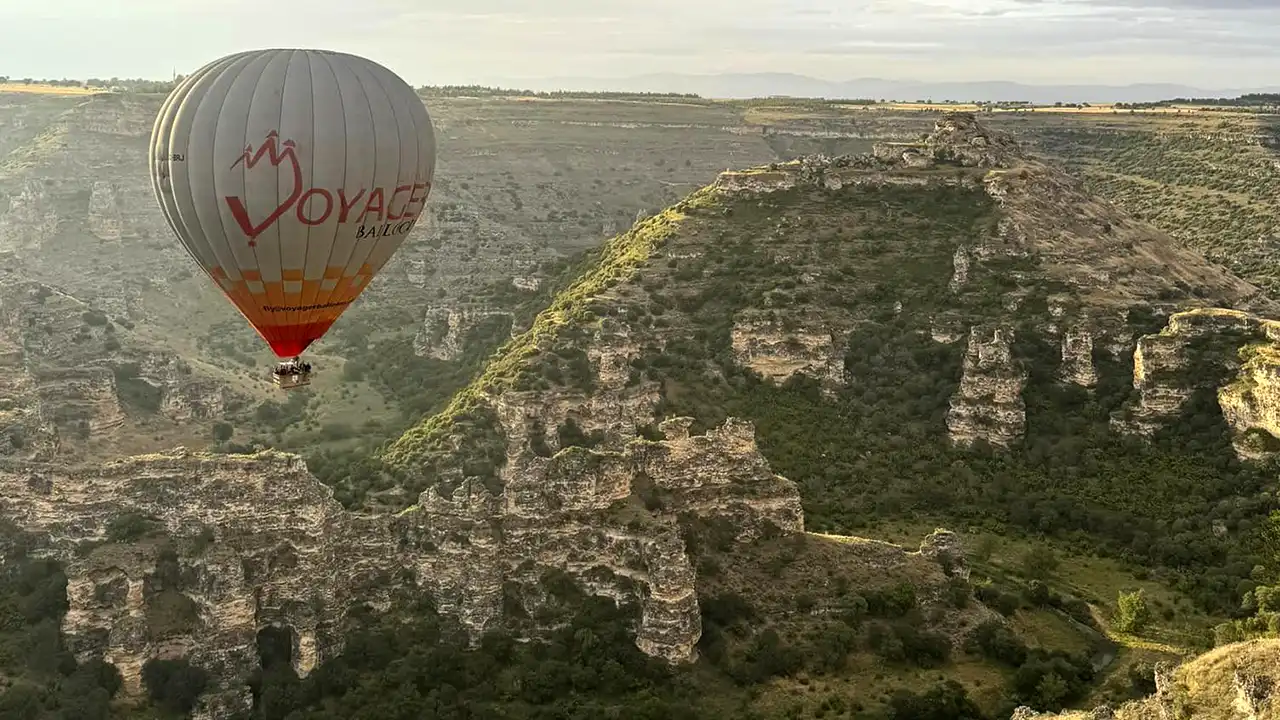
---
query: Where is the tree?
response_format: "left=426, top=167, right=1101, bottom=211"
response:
left=1263, top=511, right=1280, bottom=579
left=1021, top=546, right=1059, bottom=581
left=1256, top=585, right=1280, bottom=613
left=211, top=422, right=234, bottom=443
left=141, top=658, right=208, bottom=715
left=887, top=680, right=987, bottom=719
left=1115, top=589, right=1151, bottom=634
left=1036, top=671, right=1070, bottom=708
left=972, top=534, right=997, bottom=562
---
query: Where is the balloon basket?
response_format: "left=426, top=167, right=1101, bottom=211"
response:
left=272, top=372, right=311, bottom=390
left=271, top=360, right=312, bottom=390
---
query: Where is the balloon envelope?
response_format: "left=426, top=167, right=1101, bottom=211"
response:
left=149, top=48, right=436, bottom=358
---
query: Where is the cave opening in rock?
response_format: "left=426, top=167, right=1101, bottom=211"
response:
left=256, top=625, right=294, bottom=671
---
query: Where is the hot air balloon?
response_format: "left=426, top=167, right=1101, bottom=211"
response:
left=148, top=49, right=437, bottom=389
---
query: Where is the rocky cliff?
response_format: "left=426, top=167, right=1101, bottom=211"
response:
left=947, top=325, right=1028, bottom=448
left=413, top=303, right=516, bottom=361
left=0, top=94, right=184, bottom=320
left=3, top=109, right=1278, bottom=718
left=0, top=114, right=1035, bottom=716
left=0, top=409, right=983, bottom=718
left=705, top=113, right=1273, bottom=449
left=0, top=271, right=236, bottom=462
left=0, top=450, right=387, bottom=718
left=1110, top=307, right=1280, bottom=458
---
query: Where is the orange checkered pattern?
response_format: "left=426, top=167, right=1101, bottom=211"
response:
left=208, top=263, right=374, bottom=357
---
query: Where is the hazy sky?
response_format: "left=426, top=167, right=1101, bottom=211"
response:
left=2, top=0, right=1277, bottom=88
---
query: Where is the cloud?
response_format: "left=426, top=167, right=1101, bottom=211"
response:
left=2, top=0, right=1278, bottom=88
left=1017, top=0, right=1277, bottom=9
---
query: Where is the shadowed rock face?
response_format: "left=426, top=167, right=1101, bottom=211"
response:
left=1111, top=307, right=1280, bottom=459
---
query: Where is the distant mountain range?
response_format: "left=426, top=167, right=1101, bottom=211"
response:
left=495, top=72, right=1280, bottom=104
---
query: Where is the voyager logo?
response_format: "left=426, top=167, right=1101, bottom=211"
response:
left=223, top=131, right=431, bottom=247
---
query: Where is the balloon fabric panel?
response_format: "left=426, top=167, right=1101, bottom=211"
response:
left=148, top=49, right=437, bottom=358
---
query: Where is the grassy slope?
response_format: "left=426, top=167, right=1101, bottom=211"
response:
left=1029, top=112, right=1280, bottom=298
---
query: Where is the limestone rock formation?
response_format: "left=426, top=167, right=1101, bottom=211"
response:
left=139, top=353, right=229, bottom=422
left=0, top=451, right=375, bottom=718
left=393, top=200, right=554, bottom=362
left=0, top=93, right=198, bottom=325
left=0, top=277, right=239, bottom=461
left=947, top=325, right=1027, bottom=447
left=0, top=179, right=59, bottom=252
left=1120, top=327, right=1193, bottom=436
left=869, top=112, right=1020, bottom=170
left=1221, top=348, right=1280, bottom=459
left=1115, top=308, right=1280, bottom=456
left=918, top=528, right=969, bottom=581
left=0, top=403, right=807, bottom=718
left=86, top=180, right=124, bottom=241
left=949, top=246, right=971, bottom=291
left=1060, top=320, right=1102, bottom=388
left=395, top=298, right=809, bottom=669
left=413, top=304, right=515, bottom=361
left=6, top=105, right=1280, bottom=720
left=730, top=309, right=846, bottom=387
left=713, top=152, right=981, bottom=196
left=926, top=111, right=1023, bottom=167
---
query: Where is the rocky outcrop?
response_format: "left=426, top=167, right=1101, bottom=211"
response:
left=730, top=310, right=846, bottom=387
left=872, top=141, right=933, bottom=167
left=0, top=179, right=59, bottom=252
left=0, top=278, right=240, bottom=461
left=1118, top=329, right=1191, bottom=435
left=1115, top=308, right=1280, bottom=452
left=413, top=304, right=515, bottom=361
left=1220, top=343, right=1280, bottom=459
left=1015, top=640, right=1280, bottom=720
left=1061, top=325, right=1099, bottom=387
left=0, top=450, right=384, bottom=718
left=398, top=306, right=807, bottom=669
left=138, top=353, right=228, bottom=422
left=870, top=112, right=1020, bottom=170
left=713, top=155, right=982, bottom=196
left=0, top=93, right=204, bottom=329
left=918, top=529, right=969, bottom=580
left=0, top=371, right=58, bottom=460
left=949, top=246, right=970, bottom=291
left=389, top=200, right=555, bottom=363
left=713, top=115, right=1014, bottom=197
left=86, top=180, right=123, bottom=241
left=0, top=399, right=807, bottom=719
left=926, top=111, right=1023, bottom=167
left=947, top=325, right=1027, bottom=447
